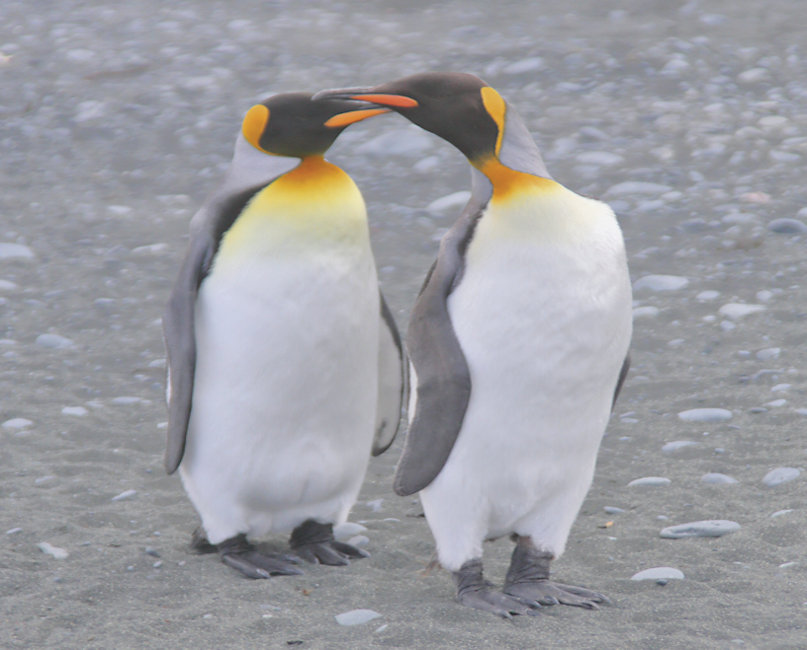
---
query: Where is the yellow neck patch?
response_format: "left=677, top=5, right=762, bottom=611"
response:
left=480, top=87, right=506, bottom=157
left=477, top=157, right=558, bottom=202
left=218, top=156, right=367, bottom=258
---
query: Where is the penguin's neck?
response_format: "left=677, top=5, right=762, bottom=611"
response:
left=472, top=157, right=559, bottom=204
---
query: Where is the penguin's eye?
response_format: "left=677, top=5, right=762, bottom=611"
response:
left=242, top=104, right=271, bottom=153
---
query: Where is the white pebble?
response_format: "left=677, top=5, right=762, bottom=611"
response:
left=633, top=274, right=689, bottom=292
left=111, top=489, right=137, bottom=501
left=762, top=467, right=801, bottom=487
left=38, top=542, right=69, bottom=559
left=62, top=406, right=88, bottom=417
left=0, top=279, right=18, bottom=291
left=756, top=348, right=781, bottom=360
left=0, top=243, right=34, bottom=260
left=633, top=306, right=659, bottom=319
left=737, top=68, right=770, bottom=84
left=771, top=509, right=793, bottom=518
left=631, top=567, right=684, bottom=581
left=677, top=408, right=732, bottom=423
left=697, top=290, right=720, bottom=302
left=701, top=473, right=739, bottom=485
left=365, top=499, right=383, bottom=512
left=333, top=522, right=367, bottom=541
left=2, top=417, right=33, bottom=430
left=718, top=303, right=765, bottom=320
left=628, top=477, right=671, bottom=487
left=661, top=440, right=699, bottom=453
left=765, top=399, right=787, bottom=408
left=660, top=520, right=740, bottom=539
left=335, top=609, right=382, bottom=626
left=35, top=333, right=74, bottom=349
left=111, top=396, right=149, bottom=405
left=606, top=181, right=672, bottom=196
left=425, top=191, right=471, bottom=214
left=502, top=57, right=544, bottom=74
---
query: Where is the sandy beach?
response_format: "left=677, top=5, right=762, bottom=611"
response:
left=2, top=1, right=806, bottom=647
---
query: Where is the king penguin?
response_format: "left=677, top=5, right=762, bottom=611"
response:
left=162, top=92, right=406, bottom=579
left=315, top=73, right=632, bottom=616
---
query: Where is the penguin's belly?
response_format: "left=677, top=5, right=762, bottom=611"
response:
left=181, top=230, right=379, bottom=541
left=431, top=209, right=632, bottom=542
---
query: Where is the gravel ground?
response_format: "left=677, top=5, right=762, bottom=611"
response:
left=2, top=1, right=806, bottom=647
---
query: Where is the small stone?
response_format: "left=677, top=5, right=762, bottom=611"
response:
left=111, top=489, right=137, bottom=501
left=35, top=334, right=74, bottom=349
left=502, top=57, right=544, bottom=74
left=756, top=348, right=781, bottom=360
left=333, top=522, right=367, bottom=542
left=701, top=473, right=739, bottom=485
left=0, top=243, right=34, bottom=260
left=2, top=417, right=33, bottom=430
left=762, top=467, right=801, bottom=487
left=633, top=275, right=689, bottom=292
left=771, top=509, right=793, bottom=518
left=633, top=306, right=660, bottom=319
left=631, top=567, right=684, bottom=581
left=628, top=477, right=671, bottom=487
left=768, top=218, right=807, bottom=234
left=718, top=303, right=765, bottom=320
left=62, top=406, right=88, bottom=417
left=697, top=290, right=720, bottom=302
left=765, top=399, right=787, bottom=408
left=662, top=440, right=699, bottom=453
left=606, top=181, right=672, bottom=196
left=425, top=191, right=471, bottom=214
left=737, top=68, right=770, bottom=84
left=604, top=506, right=626, bottom=514
left=677, top=408, right=732, bottom=423
left=38, top=542, right=69, bottom=559
left=365, top=499, right=383, bottom=512
left=660, top=520, right=740, bottom=539
left=335, top=609, right=382, bottom=626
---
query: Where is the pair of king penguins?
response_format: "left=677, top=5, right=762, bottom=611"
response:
left=164, top=72, right=632, bottom=618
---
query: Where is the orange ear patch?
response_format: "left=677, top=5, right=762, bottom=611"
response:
left=324, top=108, right=389, bottom=128
left=480, top=87, right=506, bottom=156
left=242, top=104, right=270, bottom=152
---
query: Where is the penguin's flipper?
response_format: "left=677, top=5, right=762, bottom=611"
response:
left=372, top=292, right=407, bottom=456
left=393, top=205, right=482, bottom=496
left=611, top=354, right=630, bottom=409
left=163, top=231, right=215, bottom=475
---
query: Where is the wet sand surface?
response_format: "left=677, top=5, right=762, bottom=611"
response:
left=2, top=1, right=806, bottom=647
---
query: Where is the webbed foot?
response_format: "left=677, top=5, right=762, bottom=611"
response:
left=215, top=533, right=303, bottom=579
left=453, top=559, right=541, bottom=619
left=289, top=519, right=369, bottom=566
left=503, top=536, right=607, bottom=610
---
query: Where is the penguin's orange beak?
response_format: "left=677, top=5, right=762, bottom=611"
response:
left=314, top=87, right=419, bottom=109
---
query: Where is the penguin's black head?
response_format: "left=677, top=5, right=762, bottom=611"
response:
left=242, top=92, right=388, bottom=158
left=313, top=72, right=505, bottom=163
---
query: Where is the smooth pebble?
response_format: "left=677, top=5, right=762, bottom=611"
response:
left=631, top=567, right=684, bottom=581
left=335, top=609, right=382, bottom=626
left=762, top=467, right=801, bottom=487
left=628, top=477, right=671, bottom=487
left=2, top=417, right=33, bottom=430
left=661, top=440, right=699, bottom=453
left=111, top=489, right=137, bottom=501
left=677, top=408, right=732, bottom=423
left=62, top=406, right=88, bottom=417
left=633, top=274, right=689, bottom=292
left=718, top=303, right=765, bottom=319
left=0, top=243, right=35, bottom=260
left=660, top=520, right=740, bottom=539
left=38, top=542, right=69, bottom=559
left=701, top=473, right=739, bottom=485
left=768, top=218, right=807, bottom=234
left=35, top=333, right=74, bottom=349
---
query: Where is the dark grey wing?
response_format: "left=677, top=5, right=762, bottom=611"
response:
left=611, top=354, right=630, bottom=409
left=372, top=292, right=407, bottom=456
left=162, top=183, right=266, bottom=474
left=393, top=204, right=484, bottom=496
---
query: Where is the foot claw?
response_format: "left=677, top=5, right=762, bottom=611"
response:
left=453, top=559, right=541, bottom=618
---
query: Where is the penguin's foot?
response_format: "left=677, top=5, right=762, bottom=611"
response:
left=216, top=533, right=303, bottom=579
left=503, top=536, right=607, bottom=610
left=289, top=519, right=370, bottom=566
left=453, top=559, right=541, bottom=619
